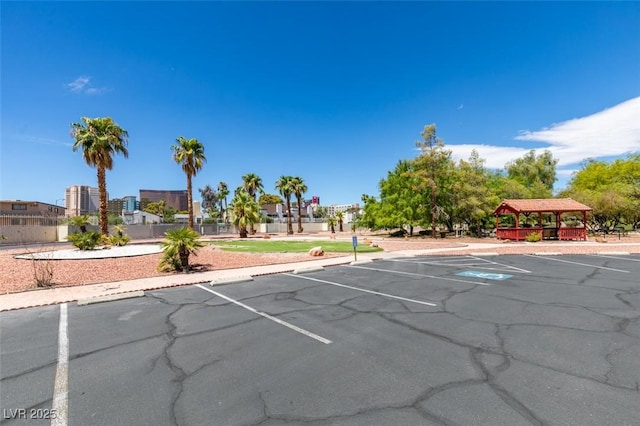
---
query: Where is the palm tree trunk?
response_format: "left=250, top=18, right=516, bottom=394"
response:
left=179, top=247, right=189, bottom=271
left=187, top=173, right=194, bottom=229
left=97, top=166, right=109, bottom=236
left=297, top=195, right=303, bottom=233
left=286, top=196, right=293, bottom=234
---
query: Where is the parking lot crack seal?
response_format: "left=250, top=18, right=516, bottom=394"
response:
left=470, top=347, right=544, bottom=426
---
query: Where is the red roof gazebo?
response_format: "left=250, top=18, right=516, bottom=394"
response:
left=494, top=198, right=592, bottom=241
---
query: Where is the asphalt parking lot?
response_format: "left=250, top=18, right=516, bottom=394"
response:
left=2, top=254, right=639, bottom=425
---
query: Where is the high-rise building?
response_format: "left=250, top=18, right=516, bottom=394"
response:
left=123, top=195, right=138, bottom=212
left=139, top=189, right=188, bottom=211
left=65, top=185, right=104, bottom=217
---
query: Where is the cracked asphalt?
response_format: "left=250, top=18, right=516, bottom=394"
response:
left=1, top=254, right=639, bottom=425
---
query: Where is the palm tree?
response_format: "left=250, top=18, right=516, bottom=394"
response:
left=291, top=176, right=308, bottom=233
left=71, top=117, right=129, bottom=236
left=171, top=136, right=206, bottom=230
left=327, top=216, right=337, bottom=234
left=242, top=173, right=264, bottom=234
left=231, top=189, right=260, bottom=238
left=335, top=210, right=345, bottom=232
left=217, top=181, right=229, bottom=223
left=275, top=175, right=295, bottom=235
left=159, top=227, right=205, bottom=272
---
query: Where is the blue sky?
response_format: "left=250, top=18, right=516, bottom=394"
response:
left=2, top=1, right=639, bottom=207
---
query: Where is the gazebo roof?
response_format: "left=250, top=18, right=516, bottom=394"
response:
left=494, top=198, right=592, bottom=215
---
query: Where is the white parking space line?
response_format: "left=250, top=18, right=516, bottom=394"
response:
left=283, top=273, right=438, bottom=306
left=468, top=256, right=532, bottom=273
left=195, top=284, right=332, bottom=345
left=524, top=255, right=630, bottom=273
left=587, top=254, right=640, bottom=263
left=390, top=256, right=531, bottom=274
left=347, top=265, right=491, bottom=286
left=51, top=303, right=68, bottom=426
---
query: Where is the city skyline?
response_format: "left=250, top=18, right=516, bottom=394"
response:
left=2, top=2, right=638, bottom=206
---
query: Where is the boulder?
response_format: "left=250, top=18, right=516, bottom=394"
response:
left=308, top=246, right=324, bottom=256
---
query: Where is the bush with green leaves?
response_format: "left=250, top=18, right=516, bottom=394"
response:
left=525, top=232, right=542, bottom=242
left=159, top=227, right=206, bottom=272
left=67, top=231, right=102, bottom=250
left=109, top=224, right=131, bottom=246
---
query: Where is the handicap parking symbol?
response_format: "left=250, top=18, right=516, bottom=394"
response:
left=457, top=271, right=513, bottom=281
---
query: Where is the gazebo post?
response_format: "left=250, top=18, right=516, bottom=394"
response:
left=582, top=211, right=588, bottom=241
left=515, top=213, right=520, bottom=241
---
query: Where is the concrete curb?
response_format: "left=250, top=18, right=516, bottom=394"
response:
left=210, top=276, right=254, bottom=286
left=293, top=266, right=325, bottom=274
left=470, top=252, right=500, bottom=256
left=534, top=252, right=563, bottom=256
left=350, top=259, right=373, bottom=265
left=77, top=290, right=145, bottom=306
left=596, top=252, right=630, bottom=256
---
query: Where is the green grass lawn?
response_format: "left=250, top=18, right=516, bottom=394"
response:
left=210, top=240, right=383, bottom=253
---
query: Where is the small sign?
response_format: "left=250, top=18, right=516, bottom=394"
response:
left=456, top=271, right=513, bottom=281
left=352, top=236, right=358, bottom=247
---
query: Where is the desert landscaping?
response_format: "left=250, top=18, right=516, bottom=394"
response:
left=2, top=233, right=640, bottom=295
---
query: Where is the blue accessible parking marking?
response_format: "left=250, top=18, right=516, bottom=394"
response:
left=457, top=271, right=513, bottom=281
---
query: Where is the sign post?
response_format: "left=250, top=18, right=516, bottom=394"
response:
left=352, top=235, right=358, bottom=261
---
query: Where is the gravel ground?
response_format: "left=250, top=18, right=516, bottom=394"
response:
left=2, top=234, right=639, bottom=295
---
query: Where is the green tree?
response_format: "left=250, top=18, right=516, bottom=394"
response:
left=412, top=124, right=455, bottom=237
left=171, top=136, right=206, bottom=229
left=314, top=206, right=328, bottom=218
left=560, top=154, right=640, bottom=230
left=199, top=184, right=219, bottom=220
left=291, top=176, right=308, bottom=233
left=505, top=149, right=558, bottom=198
left=453, top=150, right=500, bottom=236
left=159, top=227, right=205, bottom=272
left=275, top=175, right=295, bottom=235
left=71, top=116, right=129, bottom=236
left=259, top=193, right=284, bottom=205
left=231, top=189, right=260, bottom=238
left=377, top=160, right=425, bottom=235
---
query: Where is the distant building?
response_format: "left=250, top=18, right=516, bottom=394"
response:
left=326, top=203, right=359, bottom=216
left=139, top=189, right=188, bottom=211
left=123, top=195, right=138, bottom=212
left=0, top=200, right=66, bottom=216
left=107, top=195, right=139, bottom=215
left=122, top=210, right=162, bottom=225
left=107, top=199, right=125, bottom=215
left=65, top=185, right=102, bottom=217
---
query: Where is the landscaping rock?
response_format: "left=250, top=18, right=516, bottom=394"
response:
left=308, top=246, right=324, bottom=256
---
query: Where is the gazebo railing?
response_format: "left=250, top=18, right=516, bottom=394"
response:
left=496, top=227, right=543, bottom=241
left=558, top=227, right=587, bottom=241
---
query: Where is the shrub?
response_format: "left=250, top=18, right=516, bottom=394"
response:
left=159, top=228, right=206, bottom=272
left=525, top=232, right=542, bottom=242
left=109, top=224, right=131, bottom=246
left=67, top=231, right=102, bottom=250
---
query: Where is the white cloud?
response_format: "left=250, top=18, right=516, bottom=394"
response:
left=515, top=96, right=640, bottom=166
left=449, top=96, right=640, bottom=170
left=457, top=104, right=464, bottom=110
left=449, top=144, right=531, bottom=169
left=65, top=76, right=108, bottom=95
left=19, top=135, right=73, bottom=147
left=85, top=87, right=108, bottom=95
left=66, top=76, right=90, bottom=93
